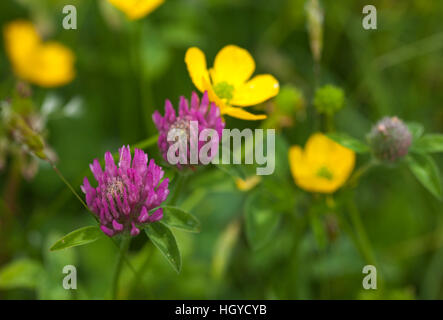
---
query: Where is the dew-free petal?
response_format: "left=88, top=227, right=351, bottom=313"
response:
left=211, top=45, right=255, bottom=86
left=222, top=106, right=267, bottom=120
left=230, top=75, right=279, bottom=106
left=185, top=47, right=211, bottom=93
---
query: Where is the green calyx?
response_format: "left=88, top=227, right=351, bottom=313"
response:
left=313, top=84, right=345, bottom=115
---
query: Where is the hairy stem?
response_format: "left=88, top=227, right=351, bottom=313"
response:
left=346, top=159, right=376, bottom=187
left=51, top=164, right=88, bottom=211
left=128, top=243, right=154, bottom=298
left=346, top=199, right=376, bottom=266
left=112, top=235, right=131, bottom=299
left=132, top=134, right=159, bottom=151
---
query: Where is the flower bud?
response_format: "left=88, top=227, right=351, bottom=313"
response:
left=8, top=112, right=47, bottom=160
left=275, top=85, right=305, bottom=115
left=367, top=116, right=412, bottom=162
left=313, top=84, right=344, bottom=115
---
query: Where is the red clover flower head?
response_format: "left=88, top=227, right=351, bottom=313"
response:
left=367, top=116, right=412, bottom=162
left=152, top=91, right=224, bottom=167
left=81, top=146, right=169, bottom=237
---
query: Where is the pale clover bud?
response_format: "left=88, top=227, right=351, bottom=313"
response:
left=313, top=85, right=345, bottom=115
left=367, top=116, right=412, bottom=162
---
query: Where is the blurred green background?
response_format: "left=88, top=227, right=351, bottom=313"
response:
left=0, top=0, right=443, bottom=299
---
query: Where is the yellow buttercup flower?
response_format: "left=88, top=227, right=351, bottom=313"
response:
left=3, top=20, right=75, bottom=87
left=107, top=0, right=164, bottom=20
left=288, top=133, right=355, bottom=193
left=235, top=176, right=261, bottom=192
left=185, top=45, right=279, bottom=121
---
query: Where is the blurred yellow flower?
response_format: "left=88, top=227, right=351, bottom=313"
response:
left=3, top=20, right=75, bottom=88
left=288, top=133, right=355, bottom=193
left=235, top=176, right=261, bottom=192
left=107, top=0, right=164, bottom=20
left=185, top=45, right=279, bottom=121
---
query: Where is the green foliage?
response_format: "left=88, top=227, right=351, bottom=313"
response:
left=327, top=132, right=370, bottom=154
left=161, top=206, right=201, bottom=233
left=244, top=190, right=281, bottom=250
left=1, top=0, right=443, bottom=301
left=407, top=153, right=442, bottom=200
left=413, top=134, right=443, bottom=153
left=213, top=162, right=246, bottom=180
left=0, top=259, right=43, bottom=290
left=38, top=233, right=77, bottom=299
left=50, top=226, right=104, bottom=251
left=406, top=122, right=424, bottom=142
left=145, top=222, right=182, bottom=273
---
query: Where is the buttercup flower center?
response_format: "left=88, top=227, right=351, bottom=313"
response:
left=316, top=166, right=334, bottom=180
left=213, top=81, right=234, bottom=102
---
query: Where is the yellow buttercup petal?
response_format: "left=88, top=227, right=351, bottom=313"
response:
left=235, top=176, right=261, bottom=192
left=289, top=145, right=315, bottom=188
left=211, top=45, right=255, bottom=86
left=3, top=20, right=40, bottom=79
left=185, top=47, right=211, bottom=93
left=230, top=74, right=279, bottom=106
left=222, top=107, right=267, bottom=120
left=29, top=42, right=75, bottom=87
left=288, top=145, right=304, bottom=176
left=107, top=0, right=164, bottom=20
left=304, top=133, right=334, bottom=164
left=288, top=133, right=355, bottom=194
left=305, top=133, right=355, bottom=175
left=3, top=20, right=75, bottom=87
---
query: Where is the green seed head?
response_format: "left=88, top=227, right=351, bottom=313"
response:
left=275, top=85, right=305, bottom=115
left=313, top=84, right=345, bottom=115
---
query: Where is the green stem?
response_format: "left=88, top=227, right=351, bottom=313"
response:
left=346, top=198, right=385, bottom=291
left=51, top=164, right=88, bottom=211
left=313, top=58, right=321, bottom=89
left=128, top=243, right=154, bottom=298
left=325, top=113, right=335, bottom=132
left=132, top=134, right=159, bottom=150
left=346, top=159, right=376, bottom=187
left=346, top=199, right=376, bottom=266
left=112, top=235, right=131, bottom=299
left=308, top=205, right=327, bottom=250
